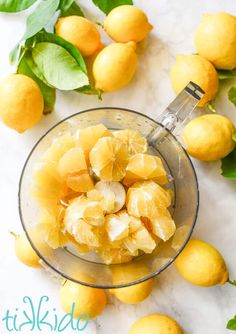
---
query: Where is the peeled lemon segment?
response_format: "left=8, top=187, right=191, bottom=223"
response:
left=151, top=214, right=176, bottom=242
left=98, top=247, right=132, bottom=265
left=95, top=181, right=126, bottom=213
left=32, top=161, right=63, bottom=208
left=123, top=153, right=168, bottom=186
left=42, top=134, right=75, bottom=163
left=105, top=214, right=129, bottom=242
left=90, top=137, right=129, bottom=181
left=171, top=225, right=191, bottom=251
left=70, top=219, right=100, bottom=247
left=37, top=206, right=69, bottom=249
left=124, top=226, right=156, bottom=255
left=113, top=129, right=148, bottom=156
left=87, top=188, right=115, bottom=213
left=66, top=173, right=94, bottom=192
left=58, top=147, right=87, bottom=177
left=64, top=196, right=105, bottom=229
left=75, top=124, right=112, bottom=158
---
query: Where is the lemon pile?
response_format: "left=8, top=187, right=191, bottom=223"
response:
left=55, top=5, right=152, bottom=92
left=31, top=124, right=175, bottom=265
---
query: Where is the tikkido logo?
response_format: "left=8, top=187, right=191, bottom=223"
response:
left=1, top=296, right=90, bottom=332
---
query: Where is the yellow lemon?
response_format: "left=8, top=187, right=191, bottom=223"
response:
left=195, top=13, right=236, bottom=70
left=182, top=114, right=235, bottom=161
left=14, top=229, right=47, bottom=268
left=175, top=239, right=228, bottom=287
left=104, top=5, right=153, bottom=43
left=55, top=16, right=103, bottom=57
left=93, top=42, right=138, bottom=92
left=170, top=54, right=219, bottom=107
left=129, top=314, right=184, bottom=334
left=59, top=280, right=106, bottom=319
left=111, top=262, right=154, bottom=304
left=0, top=74, right=44, bottom=133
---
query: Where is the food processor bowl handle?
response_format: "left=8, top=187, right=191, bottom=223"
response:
left=147, top=81, right=205, bottom=145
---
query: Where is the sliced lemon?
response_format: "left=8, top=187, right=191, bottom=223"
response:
left=42, top=134, right=75, bottom=163
left=37, top=206, right=69, bottom=249
left=58, top=147, right=87, bottom=177
left=75, top=124, right=112, bottom=158
left=66, top=173, right=94, bottom=192
left=95, top=181, right=126, bottom=213
left=105, top=213, right=129, bottom=242
left=87, top=188, right=115, bottom=213
left=99, top=247, right=132, bottom=265
left=113, top=129, right=147, bottom=156
left=123, top=153, right=168, bottom=186
left=90, top=137, right=129, bottom=181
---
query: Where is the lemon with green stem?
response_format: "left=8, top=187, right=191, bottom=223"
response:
left=175, top=239, right=236, bottom=287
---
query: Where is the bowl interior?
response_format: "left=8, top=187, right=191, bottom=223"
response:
left=19, top=108, right=199, bottom=288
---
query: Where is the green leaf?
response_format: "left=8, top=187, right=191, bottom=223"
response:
left=26, top=30, right=87, bottom=73
left=0, top=0, right=37, bottom=12
left=92, top=0, right=133, bottom=15
left=221, top=149, right=236, bottom=179
left=227, top=316, right=236, bottom=330
left=22, top=0, right=60, bottom=41
left=17, top=53, right=56, bottom=114
left=232, top=132, right=236, bottom=142
left=206, top=101, right=216, bottom=113
left=228, top=279, right=236, bottom=287
left=75, top=85, right=102, bottom=98
left=59, top=0, right=84, bottom=16
left=32, top=42, right=88, bottom=90
left=228, top=85, right=236, bottom=107
left=217, top=70, right=236, bottom=80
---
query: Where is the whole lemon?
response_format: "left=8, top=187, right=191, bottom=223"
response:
left=0, top=74, right=44, bottom=133
left=129, top=314, right=184, bottom=334
left=195, top=13, right=236, bottom=70
left=111, top=262, right=154, bottom=304
left=170, top=55, right=218, bottom=107
left=175, top=239, right=229, bottom=287
left=93, top=42, right=138, bottom=92
left=55, top=16, right=103, bottom=57
left=59, top=280, right=107, bottom=319
left=104, top=5, right=153, bottom=43
left=14, top=232, right=41, bottom=268
left=182, top=114, right=235, bottom=161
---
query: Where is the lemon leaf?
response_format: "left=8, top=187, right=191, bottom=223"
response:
left=27, top=30, right=87, bottom=74
left=0, top=0, right=37, bottom=12
left=22, top=0, right=60, bottom=41
left=227, top=316, right=236, bottom=330
left=32, top=42, right=89, bottom=90
left=221, top=149, right=236, bottom=179
left=59, top=0, right=84, bottom=17
left=17, top=55, right=56, bottom=114
left=92, top=0, right=133, bottom=15
left=228, top=85, right=236, bottom=107
left=217, top=70, right=236, bottom=80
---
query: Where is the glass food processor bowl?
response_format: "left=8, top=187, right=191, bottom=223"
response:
left=19, top=83, right=203, bottom=289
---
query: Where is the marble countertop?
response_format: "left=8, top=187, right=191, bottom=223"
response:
left=0, top=1, right=236, bottom=333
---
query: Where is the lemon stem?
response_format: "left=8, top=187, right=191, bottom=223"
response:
left=228, top=279, right=236, bottom=287
left=9, top=231, right=19, bottom=239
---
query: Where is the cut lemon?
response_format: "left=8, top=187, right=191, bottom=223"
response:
left=37, top=206, right=69, bottom=249
left=90, top=137, right=129, bottom=181
left=124, top=226, right=156, bottom=255
left=99, top=247, right=132, bottom=265
left=87, top=188, right=115, bottom=213
left=32, top=161, right=63, bottom=208
left=151, top=212, right=176, bottom=242
left=66, top=173, right=94, bottom=192
left=123, top=153, right=168, bottom=186
left=75, top=124, right=112, bottom=158
left=58, top=147, right=87, bottom=177
left=43, top=134, right=75, bottom=163
left=105, top=213, right=129, bottom=242
left=113, top=129, right=147, bottom=156
left=95, top=181, right=126, bottom=213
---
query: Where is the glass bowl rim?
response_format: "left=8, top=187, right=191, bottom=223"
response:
left=18, top=107, right=199, bottom=289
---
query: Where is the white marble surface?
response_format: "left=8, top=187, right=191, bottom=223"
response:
left=0, top=1, right=236, bottom=333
